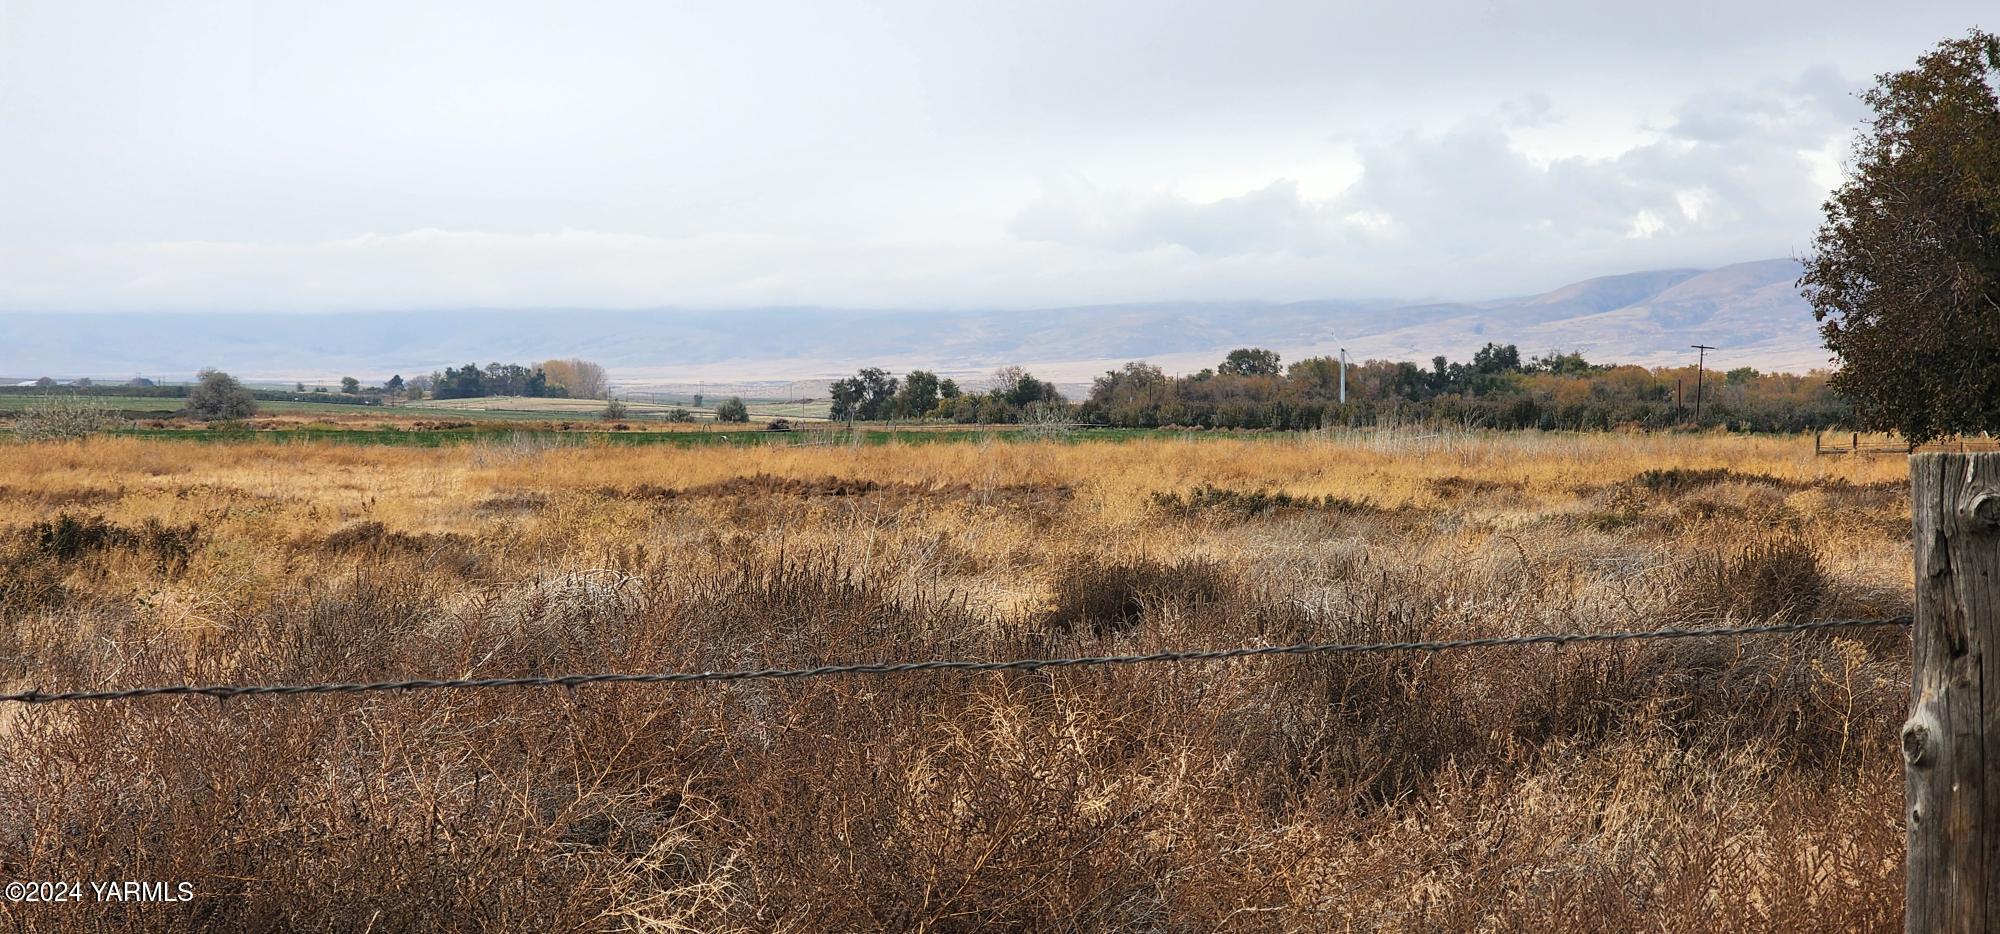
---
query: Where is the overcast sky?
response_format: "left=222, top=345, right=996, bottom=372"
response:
left=0, top=1, right=1989, bottom=312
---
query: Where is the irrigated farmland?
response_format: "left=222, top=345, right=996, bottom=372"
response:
left=0, top=431, right=1912, bottom=930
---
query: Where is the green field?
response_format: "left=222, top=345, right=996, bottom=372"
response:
left=0, top=425, right=1179, bottom=447
left=409, top=395, right=834, bottom=422
left=0, top=394, right=394, bottom=417
left=0, top=392, right=836, bottom=423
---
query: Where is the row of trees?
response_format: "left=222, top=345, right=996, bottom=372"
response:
left=429, top=363, right=558, bottom=400
left=282, top=359, right=609, bottom=403
left=20, top=376, right=157, bottom=389
left=1080, top=345, right=1846, bottom=431
left=821, top=346, right=1848, bottom=432
left=828, top=366, right=1067, bottom=423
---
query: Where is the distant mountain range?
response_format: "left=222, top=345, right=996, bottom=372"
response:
left=0, top=258, right=1828, bottom=389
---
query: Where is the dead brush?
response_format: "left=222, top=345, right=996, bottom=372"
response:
left=312, top=521, right=485, bottom=578
left=661, top=549, right=991, bottom=667
left=0, top=545, right=69, bottom=611
left=1674, top=534, right=1830, bottom=623
left=0, top=432, right=1918, bottom=932
left=1151, top=483, right=1376, bottom=519
left=1037, top=554, right=1238, bottom=638
left=1629, top=467, right=1788, bottom=496
left=7, top=512, right=203, bottom=578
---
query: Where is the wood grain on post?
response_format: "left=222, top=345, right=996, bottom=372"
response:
left=1907, top=452, right=2000, bottom=932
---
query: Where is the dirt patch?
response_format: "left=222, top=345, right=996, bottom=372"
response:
left=1039, top=554, right=1240, bottom=637
left=0, top=485, right=126, bottom=508
left=1629, top=468, right=1793, bottom=495
left=1151, top=483, right=1379, bottom=519
left=475, top=490, right=551, bottom=513
left=603, top=474, right=1074, bottom=511
left=1426, top=476, right=1528, bottom=500
left=317, top=520, right=474, bottom=556
left=167, top=483, right=280, bottom=503
left=1623, top=468, right=1906, bottom=498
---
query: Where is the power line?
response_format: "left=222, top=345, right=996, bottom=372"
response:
left=0, top=616, right=1909, bottom=706
left=1690, top=344, right=1716, bottom=425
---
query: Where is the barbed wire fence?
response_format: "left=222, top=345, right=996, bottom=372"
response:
left=0, top=615, right=1910, bottom=706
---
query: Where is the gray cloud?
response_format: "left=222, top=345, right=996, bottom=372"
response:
left=0, top=0, right=1987, bottom=310
left=1004, top=67, right=1867, bottom=289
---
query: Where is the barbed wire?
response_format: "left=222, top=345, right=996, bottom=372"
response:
left=0, top=616, right=1910, bottom=706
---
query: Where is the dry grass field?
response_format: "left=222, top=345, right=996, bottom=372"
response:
left=0, top=430, right=1914, bottom=931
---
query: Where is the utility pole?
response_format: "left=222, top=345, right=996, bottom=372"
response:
left=1689, top=344, right=1714, bottom=425
left=1339, top=348, right=1347, bottom=405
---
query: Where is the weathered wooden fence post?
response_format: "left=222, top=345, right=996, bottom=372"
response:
left=1907, top=452, right=2000, bottom=932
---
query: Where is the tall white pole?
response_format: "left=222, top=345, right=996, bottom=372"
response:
left=1339, top=348, right=1347, bottom=405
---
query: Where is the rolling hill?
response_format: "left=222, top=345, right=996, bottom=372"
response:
left=0, top=258, right=1828, bottom=387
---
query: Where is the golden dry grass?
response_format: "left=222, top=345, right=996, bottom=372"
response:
left=0, top=431, right=1912, bottom=930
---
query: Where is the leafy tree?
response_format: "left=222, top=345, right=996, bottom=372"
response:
left=1802, top=30, right=2000, bottom=442
left=185, top=369, right=258, bottom=421
left=715, top=396, right=750, bottom=422
left=1527, top=351, right=1598, bottom=376
left=692, top=393, right=704, bottom=408
left=992, top=366, right=1063, bottom=408
left=384, top=374, right=405, bottom=395
left=1089, top=361, right=1166, bottom=405
left=892, top=370, right=943, bottom=418
left=601, top=399, right=629, bottom=421
left=340, top=376, right=361, bottom=394
left=33, top=377, right=54, bottom=388
left=1285, top=357, right=1344, bottom=399
left=1471, top=342, right=1522, bottom=374
left=434, top=364, right=487, bottom=400
left=830, top=367, right=899, bottom=420
left=1086, top=361, right=1170, bottom=424
left=1218, top=348, right=1282, bottom=377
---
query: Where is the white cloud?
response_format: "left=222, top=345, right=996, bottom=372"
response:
left=0, top=62, right=1878, bottom=313
left=998, top=70, right=1861, bottom=288
left=0, top=1, right=1978, bottom=310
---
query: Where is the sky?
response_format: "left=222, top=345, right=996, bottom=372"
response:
left=0, top=0, right=1991, bottom=312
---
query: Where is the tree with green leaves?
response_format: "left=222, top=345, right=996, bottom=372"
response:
left=892, top=370, right=943, bottom=418
left=185, top=369, right=258, bottom=421
left=340, top=376, right=361, bottom=394
left=715, top=396, right=749, bottom=422
left=1471, top=342, right=1521, bottom=374
left=1802, top=30, right=2000, bottom=443
left=829, top=367, right=899, bottom=421
left=1217, top=348, right=1281, bottom=377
